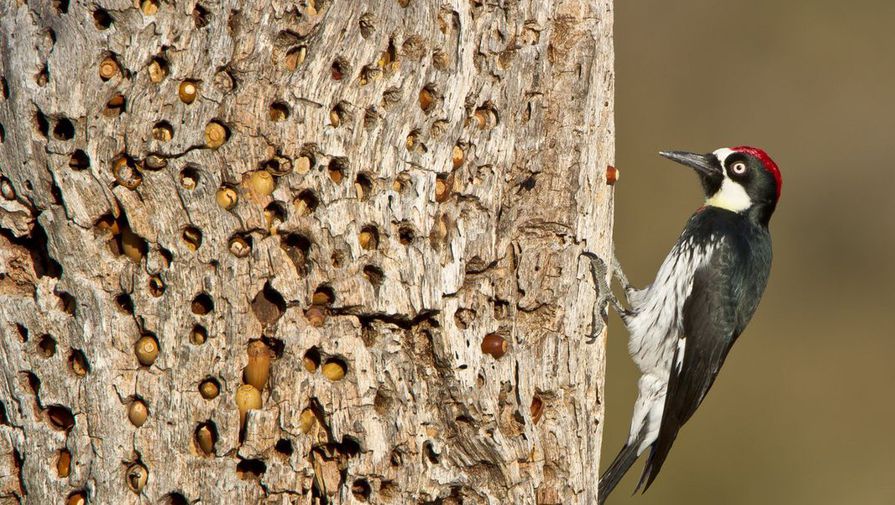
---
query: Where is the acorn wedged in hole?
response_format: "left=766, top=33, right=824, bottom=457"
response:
left=245, top=170, right=275, bottom=198
left=244, top=340, right=274, bottom=391
left=204, top=121, right=228, bottom=148
left=199, top=379, right=219, bottom=400
left=56, top=449, right=72, bottom=477
left=235, top=384, right=262, bottom=429
left=126, top=462, right=148, bottom=493
left=321, top=359, right=346, bottom=381
left=196, top=424, right=216, bottom=455
left=178, top=80, right=198, bottom=104
left=134, top=335, right=159, bottom=366
left=216, top=186, right=238, bottom=209
left=128, top=399, right=148, bottom=427
left=481, top=333, right=508, bottom=359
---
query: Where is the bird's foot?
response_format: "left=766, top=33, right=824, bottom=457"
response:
left=581, top=251, right=626, bottom=343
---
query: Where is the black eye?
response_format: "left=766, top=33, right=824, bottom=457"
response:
left=730, top=161, right=747, bottom=175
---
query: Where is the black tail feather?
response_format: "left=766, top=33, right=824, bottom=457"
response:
left=598, top=442, right=641, bottom=505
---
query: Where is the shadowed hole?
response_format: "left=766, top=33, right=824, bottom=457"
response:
left=38, top=334, right=56, bottom=358
left=191, top=293, right=213, bottom=315
left=93, top=7, right=112, bottom=29
left=274, top=438, right=294, bottom=456
left=69, top=150, right=90, bottom=170
left=235, top=458, right=266, bottom=480
left=53, top=118, right=75, bottom=140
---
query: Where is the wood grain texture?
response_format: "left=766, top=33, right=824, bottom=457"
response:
left=0, top=0, right=614, bottom=503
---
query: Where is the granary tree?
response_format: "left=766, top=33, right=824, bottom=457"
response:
left=0, top=0, right=614, bottom=503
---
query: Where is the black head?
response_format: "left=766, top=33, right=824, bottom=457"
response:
left=659, top=146, right=782, bottom=226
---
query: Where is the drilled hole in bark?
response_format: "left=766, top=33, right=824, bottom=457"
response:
left=264, top=201, right=286, bottom=231
left=35, top=65, right=49, bottom=87
left=312, top=285, right=335, bottom=306
left=322, top=357, right=347, bottom=381
left=93, top=8, right=112, bottom=29
left=15, top=324, right=28, bottom=342
left=104, top=93, right=126, bottom=116
left=33, top=109, right=49, bottom=138
left=0, top=402, right=9, bottom=425
left=352, top=479, right=372, bottom=501
left=296, top=150, right=315, bottom=174
left=274, top=438, right=294, bottom=456
left=148, top=276, right=165, bottom=297
left=473, top=103, right=499, bottom=129
left=354, top=173, right=373, bottom=200
left=362, top=265, right=384, bottom=288
left=181, top=227, right=202, bottom=252
left=69, top=349, right=90, bottom=376
left=192, top=4, right=209, bottom=27
left=359, top=12, right=375, bottom=38
left=284, top=46, right=307, bottom=71
left=114, top=293, right=134, bottom=313
left=228, top=233, right=252, bottom=258
left=251, top=282, right=286, bottom=326
left=69, top=149, right=90, bottom=170
left=98, top=55, right=119, bottom=81
left=419, top=84, right=437, bottom=113
left=148, top=56, right=168, bottom=83
left=235, top=458, right=266, bottom=480
left=327, top=157, right=348, bottom=184
left=180, top=166, right=200, bottom=190
left=330, top=58, right=347, bottom=80
left=423, top=441, right=440, bottom=464
left=152, top=121, right=173, bottom=142
left=269, top=101, right=290, bottom=122
left=47, top=405, right=75, bottom=432
left=190, top=324, right=208, bottom=345
left=389, top=447, right=403, bottom=466
left=56, top=448, right=72, bottom=477
left=38, top=334, right=56, bottom=358
left=53, top=118, right=75, bottom=140
left=194, top=421, right=217, bottom=455
left=198, top=377, right=220, bottom=399
left=398, top=224, right=415, bottom=245
left=358, top=225, right=379, bottom=251
left=66, top=490, right=87, bottom=505
left=281, top=232, right=311, bottom=274
left=191, top=293, right=213, bottom=315
left=56, top=290, right=76, bottom=315
left=302, top=348, right=321, bottom=373
left=294, top=189, right=318, bottom=216
left=178, top=80, right=199, bottom=104
left=0, top=78, right=7, bottom=99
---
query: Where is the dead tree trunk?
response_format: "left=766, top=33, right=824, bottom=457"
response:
left=0, top=0, right=614, bottom=503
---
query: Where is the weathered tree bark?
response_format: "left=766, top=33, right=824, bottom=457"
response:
left=0, top=0, right=614, bottom=503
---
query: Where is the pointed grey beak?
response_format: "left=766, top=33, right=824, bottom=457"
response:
left=659, top=151, right=721, bottom=177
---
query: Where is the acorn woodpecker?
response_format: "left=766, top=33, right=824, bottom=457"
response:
left=595, top=146, right=782, bottom=504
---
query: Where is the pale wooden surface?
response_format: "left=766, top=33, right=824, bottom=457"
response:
left=0, top=0, right=614, bottom=503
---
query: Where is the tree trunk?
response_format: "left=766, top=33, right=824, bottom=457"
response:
left=0, top=1, right=614, bottom=503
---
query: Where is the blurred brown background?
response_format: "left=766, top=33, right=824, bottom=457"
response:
left=604, top=1, right=895, bottom=504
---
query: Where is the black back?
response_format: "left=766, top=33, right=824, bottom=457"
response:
left=638, top=206, right=773, bottom=490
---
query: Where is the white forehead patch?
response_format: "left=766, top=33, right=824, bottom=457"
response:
left=706, top=147, right=751, bottom=212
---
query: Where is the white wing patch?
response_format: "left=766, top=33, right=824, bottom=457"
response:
left=621, top=236, right=720, bottom=453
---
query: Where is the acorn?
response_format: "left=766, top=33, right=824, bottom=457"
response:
left=481, top=333, right=508, bottom=359
left=305, top=306, right=326, bottom=327
left=235, top=384, right=262, bottom=428
left=128, top=399, right=148, bottom=427
left=56, top=449, right=72, bottom=477
left=179, top=169, right=197, bottom=189
left=125, top=462, right=148, bottom=493
left=69, top=351, right=89, bottom=377
left=452, top=145, right=464, bottom=168
left=299, top=408, right=317, bottom=434
left=189, top=325, right=207, bottom=345
left=182, top=227, right=202, bottom=251
left=120, top=226, right=145, bottom=263
left=606, top=165, right=619, bottom=186
left=295, top=155, right=312, bottom=174
left=244, top=340, right=274, bottom=391
left=199, top=379, right=219, bottom=400
left=134, top=335, right=159, bottom=366
left=215, top=186, right=238, bottom=210
left=434, top=175, right=452, bottom=202
left=204, top=121, right=228, bottom=148
left=112, top=156, right=142, bottom=190
left=530, top=395, right=544, bottom=424
left=311, top=289, right=333, bottom=306
left=245, top=170, right=275, bottom=197
left=321, top=359, right=346, bottom=381
left=196, top=424, right=215, bottom=455
left=66, top=491, right=87, bottom=505
left=148, top=58, right=167, bottom=83
left=143, top=154, right=167, bottom=170
left=419, top=87, right=434, bottom=112
left=178, top=80, right=198, bottom=104
left=152, top=123, right=172, bottom=142
left=99, top=56, right=119, bottom=81
left=358, top=228, right=377, bottom=250
left=284, top=46, right=307, bottom=71
left=329, top=109, right=341, bottom=127
left=228, top=235, right=251, bottom=258
left=141, top=0, right=159, bottom=16
left=148, top=275, right=165, bottom=297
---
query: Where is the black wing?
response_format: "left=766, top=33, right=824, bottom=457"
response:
left=637, top=243, right=743, bottom=492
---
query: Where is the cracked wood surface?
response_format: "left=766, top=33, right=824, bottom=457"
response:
left=0, top=0, right=614, bottom=503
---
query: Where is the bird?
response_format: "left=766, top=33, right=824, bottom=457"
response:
left=593, top=146, right=782, bottom=504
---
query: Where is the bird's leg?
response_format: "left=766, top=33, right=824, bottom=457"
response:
left=581, top=251, right=626, bottom=343
left=611, top=248, right=636, bottom=302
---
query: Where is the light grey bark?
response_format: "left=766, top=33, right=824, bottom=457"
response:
left=0, top=0, right=614, bottom=504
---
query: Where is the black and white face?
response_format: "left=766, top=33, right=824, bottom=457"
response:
left=707, top=148, right=780, bottom=213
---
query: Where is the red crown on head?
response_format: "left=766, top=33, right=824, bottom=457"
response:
left=731, top=146, right=782, bottom=201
